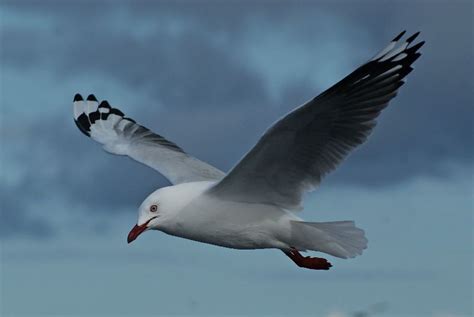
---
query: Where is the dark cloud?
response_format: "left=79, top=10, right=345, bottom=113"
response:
left=0, top=184, right=53, bottom=239
left=0, top=1, right=472, bottom=237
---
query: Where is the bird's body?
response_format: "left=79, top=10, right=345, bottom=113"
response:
left=72, top=31, right=424, bottom=270
left=148, top=181, right=295, bottom=250
left=144, top=181, right=366, bottom=258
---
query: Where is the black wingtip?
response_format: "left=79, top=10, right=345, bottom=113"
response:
left=406, top=31, right=421, bottom=44
left=392, top=30, right=406, bottom=42
left=87, top=94, right=98, bottom=102
left=407, top=41, right=425, bottom=54
left=99, top=100, right=111, bottom=108
left=74, top=93, right=83, bottom=102
left=74, top=113, right=91, bottom=137
left=110, top=108, right=124, bottom=117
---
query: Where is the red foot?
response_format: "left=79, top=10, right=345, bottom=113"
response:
left=284, top=248, right=332, bottom=270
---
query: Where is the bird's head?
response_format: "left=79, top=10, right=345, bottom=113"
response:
left=127, top=189, right=164, bottom=244
left=126, top=182, right=212, bottom=244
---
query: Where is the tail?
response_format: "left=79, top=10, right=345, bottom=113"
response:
left=290, top=220, right=368, bottom=259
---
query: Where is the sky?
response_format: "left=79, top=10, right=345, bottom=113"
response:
left=0, top=0, right=473, bottom=316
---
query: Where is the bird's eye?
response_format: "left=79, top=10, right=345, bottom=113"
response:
left=149, top=204, right=158, bottom=212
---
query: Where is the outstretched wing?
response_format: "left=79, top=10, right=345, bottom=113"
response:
left=208, top=31, right=424, bottom=210
left=73, top=94, right=225, bottom=184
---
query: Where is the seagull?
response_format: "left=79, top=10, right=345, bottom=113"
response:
left=73, top=31, right=423, bottom=270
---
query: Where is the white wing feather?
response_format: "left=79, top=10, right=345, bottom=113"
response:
left=73, top=95, right=224, bottom=185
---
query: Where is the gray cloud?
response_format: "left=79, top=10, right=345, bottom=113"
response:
left=0, top=1, right=472, bottom=237
left=0, top=183, right=53, bottom=239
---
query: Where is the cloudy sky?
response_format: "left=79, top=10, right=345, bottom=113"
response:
left=1, top=1, right=472, bottom=316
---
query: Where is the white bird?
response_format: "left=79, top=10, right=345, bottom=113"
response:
left=73, top=31, right=423, bottom=270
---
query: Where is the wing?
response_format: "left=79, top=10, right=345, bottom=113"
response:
left=73, top=94, right=225, bottom=184
left=208, top=31, right=424, bottom=210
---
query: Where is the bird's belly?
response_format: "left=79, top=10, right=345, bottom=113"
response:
left=161, top=198, right=293, bottom=250
left=162, top=221, right=279, bottom=249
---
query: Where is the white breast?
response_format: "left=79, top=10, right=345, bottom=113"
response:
left=160, top=192, right=297, bottom=250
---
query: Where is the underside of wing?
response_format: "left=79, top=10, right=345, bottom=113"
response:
left=73, top=94, right=225, bottom=185
left=208, top=31, right=424, bottom=210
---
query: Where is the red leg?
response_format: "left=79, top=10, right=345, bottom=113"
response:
left=283, top=248, right=332, bottom=270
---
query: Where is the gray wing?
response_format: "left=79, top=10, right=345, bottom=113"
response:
left=208, top=31, right=424, bottom=210
left=73, top=95, right=224, bottom=184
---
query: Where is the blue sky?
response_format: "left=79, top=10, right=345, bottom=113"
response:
left=1, top=1, right=472, bottom=316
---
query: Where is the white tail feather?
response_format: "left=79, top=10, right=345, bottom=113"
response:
left=290, top=220, right=368, bottom=259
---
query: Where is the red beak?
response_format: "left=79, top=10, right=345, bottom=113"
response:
left=127, top=217, right=157, bottom=244
left=127, top=223, right=148, bottom=243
